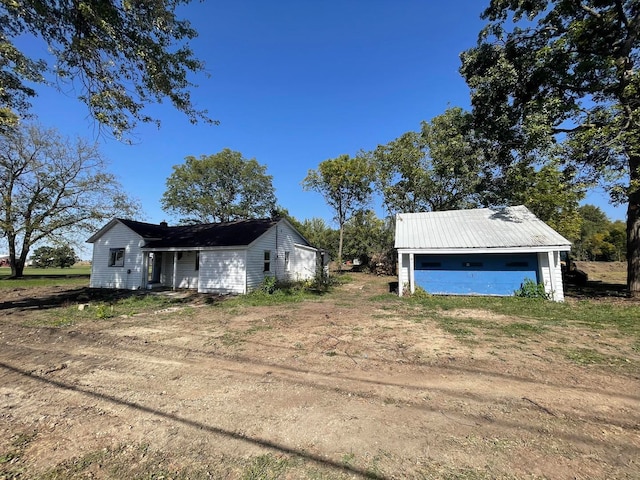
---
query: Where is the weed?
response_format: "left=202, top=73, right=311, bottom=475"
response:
left=514, top=278, right=549, bottom=299
left=95, top=303, right=114, bottom=319
left=341, top=451, right=356, bottom=467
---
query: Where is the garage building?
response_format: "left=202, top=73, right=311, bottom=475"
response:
left=395, top=206, right=571, bottom=301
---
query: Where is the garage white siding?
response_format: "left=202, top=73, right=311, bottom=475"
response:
left=537, top=251, right=565, bottom=301
left=89, top=222, right=146, bottom=289
left=198, top=250, right=247, bottom=294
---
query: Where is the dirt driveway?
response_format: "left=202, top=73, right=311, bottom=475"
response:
left=1, top=274, right=638, bottom=479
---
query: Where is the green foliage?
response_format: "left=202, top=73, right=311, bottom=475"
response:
left=298, top=217, right=339, bottom=259
left=162, top=149, right=277, bottom=224
left=31, top=245, right=77, bottom=269
left=0, top=124, right=138, bottom=278
left=460, top=0, right=640, bottom=291
left=94, top=303, right=114, bottom=319
left=500, top=162, right=585, bottom=242
left=573, top=205, right=627, bottom=261
left=342, top=210, right=395, bottom=272
left=0, top=0, right=214, bottom=139
left=514, top=278, right=549, bottom=300
left=260, top=275, right=277, bottom=294
left=371, top=107, right=485, bottom=214
left=302, top=153, right=374, bottom=265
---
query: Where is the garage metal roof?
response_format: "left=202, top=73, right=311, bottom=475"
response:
left=395, top=206, right=571, bottom=251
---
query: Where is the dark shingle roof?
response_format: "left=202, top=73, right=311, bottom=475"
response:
left=118, top=218, right=279, bottom=248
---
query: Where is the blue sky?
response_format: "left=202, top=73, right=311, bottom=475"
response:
left=20, top=0, right=626, bottom=230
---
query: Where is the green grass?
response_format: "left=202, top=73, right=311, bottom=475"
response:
left=0, top=264, right=91, bottom=277
left=0, top=265, right=90, bottom=289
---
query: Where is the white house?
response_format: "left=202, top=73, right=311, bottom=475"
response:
left=395, top=206, right=572, bottom=301
left=87, top=217, right=322, bottom=294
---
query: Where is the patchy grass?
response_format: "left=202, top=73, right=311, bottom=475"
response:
left=391, top=294, right=640, bottom=339
left=23, top=292, right=190, bottom=328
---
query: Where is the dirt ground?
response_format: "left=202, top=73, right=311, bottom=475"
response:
left=1, top=273, right=639, bottom=479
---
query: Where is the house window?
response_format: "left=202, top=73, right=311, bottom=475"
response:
left=195, top=251, right=200, bottom=271
left=108, top=248, right=125, bottom=267
left=284, top=251, right=290, bottom=271
left=264, top=251, right=271, bottom=272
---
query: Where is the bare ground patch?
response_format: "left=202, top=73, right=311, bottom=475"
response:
left=1, top=274, right=639, bottom=479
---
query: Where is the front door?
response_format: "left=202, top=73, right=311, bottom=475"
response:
left=148, top=252, right=162, bottom=283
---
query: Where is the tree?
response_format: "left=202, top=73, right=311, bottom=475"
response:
left=162, top=149, right=277, bottom=224
left=501, top=162, right=585, bottom=242
left=371, top=107, right=485, bottom=215
left=302, top=154, right=373, bottom=268
left=342, top=210, right=395, bottom=273
left=298, top=217, right=339, bottom=260
left=0, top=124, right=138, bottom=278
left=460, top=1, right=640, bottom=294
left=1, top=0, right=214, bottom=138
left=32, top=245, right=76, bottom=269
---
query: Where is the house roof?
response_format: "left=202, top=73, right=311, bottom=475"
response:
left=87, top=218, right=282, bottom=248
left=395, top=206, right=571, bottom=251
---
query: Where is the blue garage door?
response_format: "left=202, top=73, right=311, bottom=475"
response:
left=414, top=253, right=539, bottom=296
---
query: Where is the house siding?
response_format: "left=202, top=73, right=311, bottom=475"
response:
left=89, top=222, right=145, bottom=289
left=293, top=244, right=317, bottom=281
left=246, top=220, right=313, bottom=291
left=198, top=250, right=247, bottom=294
left=88, top=218, right=318, bottom=295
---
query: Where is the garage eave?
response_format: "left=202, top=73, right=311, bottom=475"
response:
left=396, top=245, right=571, bottom=255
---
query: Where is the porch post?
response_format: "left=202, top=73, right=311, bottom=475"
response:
left=172, top=252, right=178, bottom=290
left=142, top=252, right=148, bottom=289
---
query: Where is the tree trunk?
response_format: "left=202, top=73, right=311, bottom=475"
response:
left=9, top=256, right=25, bottom=278
left=337, top=224, right=344, bottom=272
left=627, top=156, right=640, bottom=297
left=7, top=234, right=27, bottom=278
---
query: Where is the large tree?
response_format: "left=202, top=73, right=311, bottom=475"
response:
left=500, top=161, right=585, bottom=242
left=0, top=124, right=137, bottom=277
left=1, top=0, right=214, bottom=138
left=161, top=149, right=277, bottom=224
left=371, top=107, right=485, bottom=215
left=460, top=0, right=640, bottom=294
left=302, top=154, right=373, bottom=267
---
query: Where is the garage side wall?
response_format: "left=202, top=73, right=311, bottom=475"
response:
left=538, top=251, right=565, bottom=302
left=90, top=222, right=145, bottom=289
left=398, top=252, right=411, bottom=296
